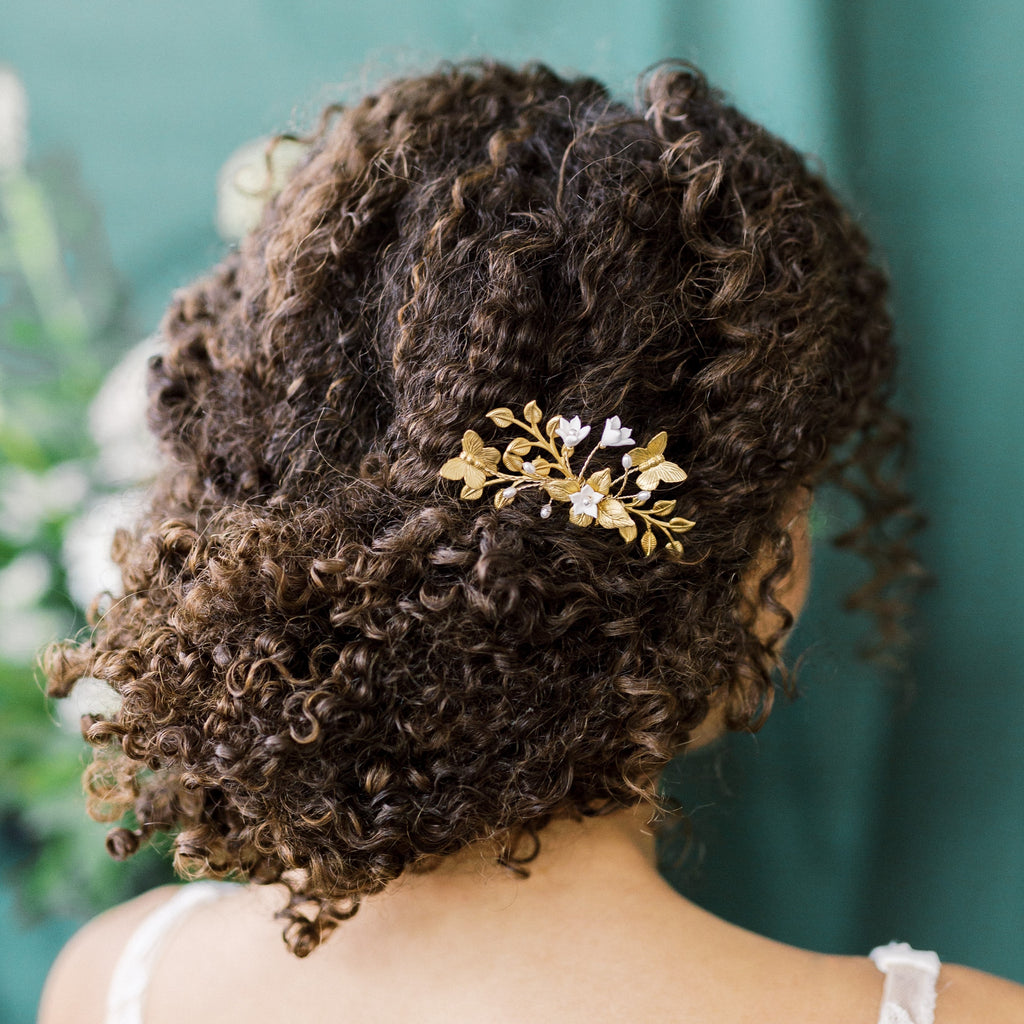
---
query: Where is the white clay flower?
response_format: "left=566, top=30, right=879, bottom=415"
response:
left=556, top=416, right=591, bottom=447
left=600, top=416, right=634, bottom=447
left=569, top=483, right=604, bottom=520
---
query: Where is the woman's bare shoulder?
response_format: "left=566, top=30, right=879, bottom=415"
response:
left=764, top=948, right=1024, bottom=1024
left=937, top=961, right=1024, bottom=1023
left=37, top=885, right=181, bottom=1024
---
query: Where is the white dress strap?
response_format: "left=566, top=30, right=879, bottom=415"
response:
left=870, top=941, right=942, bottom=1024
left=106, top=882, right=235, bottom=1024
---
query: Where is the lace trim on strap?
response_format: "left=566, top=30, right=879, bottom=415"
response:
left=106, top=882, right=235, bottom=1024
left=870, top=941, right=941, bottom=1024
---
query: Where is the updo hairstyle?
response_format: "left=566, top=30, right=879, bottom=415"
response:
left=47, top=61, right=914, bottom=956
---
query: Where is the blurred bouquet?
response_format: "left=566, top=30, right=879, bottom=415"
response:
left=0, top=65, right=172, bottom=917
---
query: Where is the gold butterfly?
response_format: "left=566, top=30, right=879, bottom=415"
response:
left=626, top=431, right=688, bottom=490
left=439, top=430, right=501, bottom=499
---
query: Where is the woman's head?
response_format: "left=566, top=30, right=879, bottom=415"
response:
left=47, top=60, right=912, bottom=955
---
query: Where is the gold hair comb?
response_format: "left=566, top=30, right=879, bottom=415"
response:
left=440, top=401, right=695, bottom=556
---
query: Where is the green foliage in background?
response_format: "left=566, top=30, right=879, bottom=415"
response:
left=0, top=144, right=174, bottom=920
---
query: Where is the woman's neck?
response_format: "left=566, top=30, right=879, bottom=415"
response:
left=360, top=804, right=667, bottom=926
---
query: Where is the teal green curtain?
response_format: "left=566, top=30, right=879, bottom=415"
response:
left=4, top=1, right=1022, bottom=1018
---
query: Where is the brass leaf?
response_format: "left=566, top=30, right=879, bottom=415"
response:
left=641, top=530, right=656, bottom=557
left=618, top=522, right=638, bottom=544
left=544, top=478, right=578, bottom=502
left=668, top=516, right=696, bottom=531
left=587, top=467, right=613, bottom=494
left=651, top=499, right=676, bottom=516
left=596, top=497, right=634, bottom=530
left=523, top=400, right=543, bottom=425
left=486, top=407, right=515, bottom=428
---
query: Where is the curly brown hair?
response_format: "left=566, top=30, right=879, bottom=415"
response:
left=47, top=60, right=915, bottom=956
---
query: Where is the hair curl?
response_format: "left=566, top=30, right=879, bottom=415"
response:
left=47, top=60, right=916, bottom=956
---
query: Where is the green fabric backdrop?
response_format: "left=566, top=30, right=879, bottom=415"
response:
left=3, top=1, right=1022, bottom=1019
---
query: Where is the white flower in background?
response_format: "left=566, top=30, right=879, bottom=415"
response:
left=0, top=65, right=28, bottom=173
left=568, top=483, right=604, bottom=520
left=0, top=553, right=65, bottom=661
left=57, top=675, right=122, bottom=731
left=0, top=552, right=51, bottom=605
left=0, top=462, right=91, bottom=543
left=599, top=416, right=634, bottom=447
left=89, top=336, right=161, bottom=486
left=62, top=490, right=147, bottom=609
left=216, top=135, right=309, bottom=241
left=555, top=415, right=590, bottom=447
